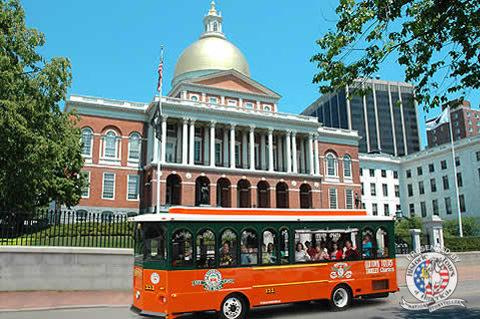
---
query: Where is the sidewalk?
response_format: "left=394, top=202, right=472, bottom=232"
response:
left=0, top=291, right=130, bottom=311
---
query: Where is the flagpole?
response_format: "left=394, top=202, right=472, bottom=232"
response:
left=156, top=46, right=164, bottom=214
left=447, top=106, right=463, bottom=237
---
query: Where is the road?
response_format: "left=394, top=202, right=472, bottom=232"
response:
left=1, top=280, right=479, bottom=319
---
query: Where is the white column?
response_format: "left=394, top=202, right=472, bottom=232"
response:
left=268, top=129, right=274, bottom=172
left=223, top=128, right=228, bottom=167
left=260, top=133, right=266, bottom=170
left=314, top=134, right=320, bottom=175
left=189, top=120, right=195, bottom=165
left=292, top=132, right=298, bottom=173
left=278, top=135, right=283, bottom=172
left=160, top=117, right=167, bottom=164
left=286, top=132, right=292, bottom=173
left=299, top=137, right=305, bottom=173
left=230, top=125, right=236, bottom=169
left=308, top=134, right=314, bottom=175
left=242, top=130, right=248, bottom=168
left=249, top=126, right=255, bottom=170
left=210, top=122, right=216, bottom=167
left=182, top=118, right=188, bottom=165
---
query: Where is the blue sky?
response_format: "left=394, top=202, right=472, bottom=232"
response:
left=22, top=0, right=479, bottom=149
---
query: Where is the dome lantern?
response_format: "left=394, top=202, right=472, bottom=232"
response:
left=172, top=1, right=250, bottom=86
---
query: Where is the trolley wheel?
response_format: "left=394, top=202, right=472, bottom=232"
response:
left=329, top=285, right=352, bottom=311
left=219, top=294, right=247, bottom=319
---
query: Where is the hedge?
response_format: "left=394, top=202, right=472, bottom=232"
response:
left=444, top=236, right=480, bottom=252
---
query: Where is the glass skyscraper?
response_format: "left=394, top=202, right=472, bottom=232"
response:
left=302, top=79, right=420, bottom=156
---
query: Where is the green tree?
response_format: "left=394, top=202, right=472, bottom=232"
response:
left=443, top=217, right=479, bottom=237
left=311, top=0, right=480, bottom=109
left=395, top=216, right=422, bottom=244
left=0, top=0, right=85, bottom=213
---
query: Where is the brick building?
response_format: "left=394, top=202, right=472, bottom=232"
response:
left=65, top=2, right=361, bottom=215
left=427, top=100, right=480, bottom=147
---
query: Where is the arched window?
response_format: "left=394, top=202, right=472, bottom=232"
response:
left=128, top=132, right=141, bottom=161
left=166, top=174, right=182, bottom=205
left=104, top=130, right=119, bottom=158
left=217, top=178, right=231, bottom=207
left=237, top=180, right=251, bottom=208
left=220, top=229, right=237, bottom=266
left=279, top=228, right=290, bottom=264
left=76, top=209, right=88, bottom=222
left=276, top=182, right=289, bottom=208
left=361, top=228, right=376, bottom=259
left=240, top=229, right=258, bottom=265
left=325, top=153, right=337, bottom=176
left=101, top=211, right=113, bottom=223
left=299, top=184, right=312, bottom=209
left=257, top=181, right=270, bottom=208
left=376, top=228, right=389, bottom=258
left=81, top=128, right=93, bottom=156
left=172, top=229, right=193, bottom=267
left=213, top=21, right=218, bottom=31
left=195, top=176, right=210, bottom=206
left=195, top=229, right=216, bottom=269
left=343, top=155, right=352, bottom=178
left=261, top=230, right=277, bottom=264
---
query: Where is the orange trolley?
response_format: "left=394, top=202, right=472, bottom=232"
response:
left=130, top=207, right=398, bottom=318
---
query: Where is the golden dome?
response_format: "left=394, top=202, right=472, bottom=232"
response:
left=172, top=2, right=250, bottom=84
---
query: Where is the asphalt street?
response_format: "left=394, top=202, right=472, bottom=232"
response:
left=1, top=280, right=479, bottom=319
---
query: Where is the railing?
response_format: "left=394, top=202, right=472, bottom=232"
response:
left=0, top=211, right=134, bottom=248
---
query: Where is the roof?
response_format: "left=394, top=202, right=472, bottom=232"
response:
left=130, top=207, right=395, bottom=222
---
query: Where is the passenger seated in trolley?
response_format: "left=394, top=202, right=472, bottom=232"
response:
left=295, top=242, right=311, bottom=262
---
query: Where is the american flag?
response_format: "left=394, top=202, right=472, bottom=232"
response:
left=157, top=60, right=163, bottom=92
left=414, top=259, right=449, bottom=297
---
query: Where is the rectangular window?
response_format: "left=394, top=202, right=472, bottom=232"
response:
left=166, top=142, right=175, bottom=163
left=430, top=178, right=437, bottom=192
left=442, top=175, right=449, bottom=190
left=455, top=156, right=460, bottom=167
left=81, top=171, right=90, bottom=198
left=127, top=175, right=139, bottom=200
left=433, top=199, right=439, bottom=216
left=420, top=202, right=427, bottom=218
left=393, top=171, right=398, bottom=179
left=208, top=96, right=218, bottom=104
left=429, top=163, right=435, bottom=173
left=409, top=203, right=415, bottom=217
left=360, top=168, right=363, bottom=176
left=419, top=181, right=425, bottom=195
left=384, top=204, right=390, bottom=216
left=215, top=142, right=222, bottom=165
left=394, top=185, right=400, bottom=197
left=102, top=173, right=115, bottom=199
left=396, top=204, right=401, bottom=213
left=382, top=184, right=388, bottom=197
left=441, top=160, right=447, bottom=170
left=457, top=172, right=463, bottom=187
left=459, top=194, right=466, bottom=212
left=244, top=102, right=254, bottom=109
left=369, top=169, right=375, bottom=177
left=381, top=170, right=387, bottom=178
left=227, top=99, right=237, bottom=106
left=370, top=183, right=376, bottom=196
left=417, top=166, right=423, bottom=176
left=477, top=151, right=480, bottom=161
left=194, top=139, right=202, bottom=163
left=345, top=189, right=353, bottom=209
left=372, top=203, right=378, bottom=216
left=361, top=183, right=364, bottom=196
left=329, top=188, right=337, bottom=209
left=445, top=197, right=452, bottom=215
left=407, top=184, right=413, bottom=197
left=235, top=144, right=241, bottom=166
left=406, top=169, right=412, bottom=178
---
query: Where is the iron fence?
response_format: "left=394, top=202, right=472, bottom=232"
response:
left=0, top=210, right=134, bottom=248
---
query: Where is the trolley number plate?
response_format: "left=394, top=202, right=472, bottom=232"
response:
left=145, top=284, right=155, bottom=291
left=265, top=288, right=276, bottom=294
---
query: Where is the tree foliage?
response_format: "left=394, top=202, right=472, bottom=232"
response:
left=395, top=216, right=422, bottom=243
left=0, top=0, right=85, bottom=212
left=443, top=217, right=479, bottom=237
left=311, top=0, right=480, bottom=109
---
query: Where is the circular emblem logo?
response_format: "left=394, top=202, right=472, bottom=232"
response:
left=405, top=252, right=457, bottom=302
left=203, top=269, right=223, bottom=291
left=150, top=272, right=160, bottom=285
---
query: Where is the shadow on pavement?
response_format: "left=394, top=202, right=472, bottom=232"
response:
left=370, top=307, right=480, bottom=319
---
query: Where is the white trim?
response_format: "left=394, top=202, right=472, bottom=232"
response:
left=131, top=212, right=393, bottom=223
left=102, top=172, right=116, bottom=200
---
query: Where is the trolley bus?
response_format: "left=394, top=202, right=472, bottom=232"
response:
left=130, top=207, right=398, bottom=319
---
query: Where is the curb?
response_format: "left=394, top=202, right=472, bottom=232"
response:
left=0, top=304, right=130, bottom=313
